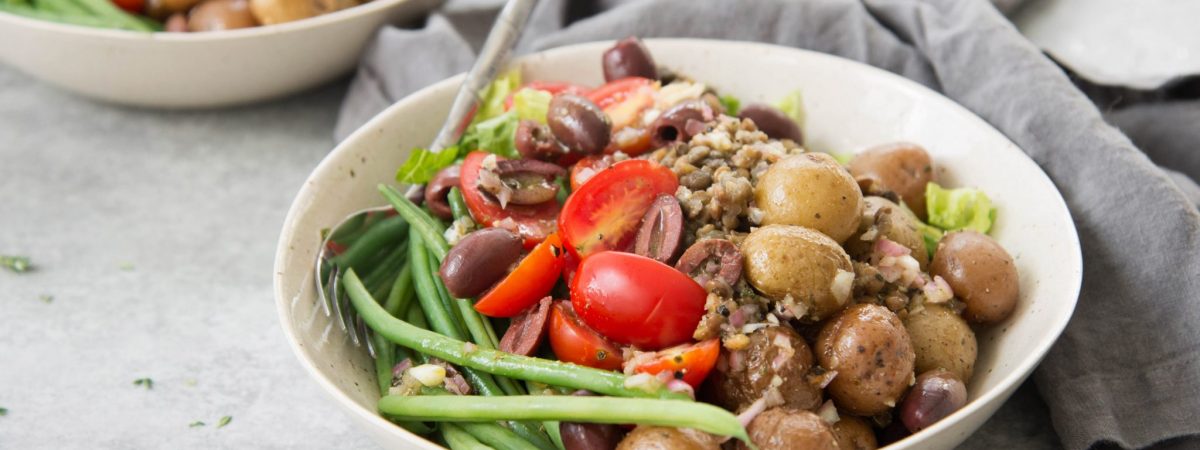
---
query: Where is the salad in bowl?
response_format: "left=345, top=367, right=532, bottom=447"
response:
left=314, top=37, right=1031, bottom=450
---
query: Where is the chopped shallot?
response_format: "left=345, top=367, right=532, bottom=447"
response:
left=816, top=400, right=840, bottom=424
left=923, top=275, right=954, bottom=304
left=667, top=379, right=695, bottom=399
left=737, top=397, right=768, bottom=428
left=831, top=269, right=854, bottom=304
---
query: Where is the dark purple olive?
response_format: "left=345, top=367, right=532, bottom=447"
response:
left=480, top=159, right=566, bottom=206
left=515, top=120, right=568, bottom=161
left=650, top=100, right=714, bottom=148
left=439, top=228, right=523, bottom=298
left=675, top=238, right=742, bottom=289
left=499, top=297, right=552, bottom=356
left=738, top=103, right=803, bottom=143
left=900, top=370, right=968, bottom=433
left=561, top=391, right=625, bottom=450
left=547, top=94, right=611, bottom=155
left=877, top=420, right=911, bottom=446
left=633, top=194, right=684, bottom=264
left=425, top=165, right=460, bottom=220
left=602, top=36, right=658, bottom=82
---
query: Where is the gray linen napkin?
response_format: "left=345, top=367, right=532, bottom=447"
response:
left=335, top=1, right=1200, bottom=449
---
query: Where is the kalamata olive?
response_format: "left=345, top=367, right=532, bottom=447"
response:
left=675, top=239, right=742, bottom=289
left=187, top=0, right=258, bottom=32
left=562, top=391, right=625, bottom=450
left=899, top=370, right=968, bottom=433
left=877, top=421, right=911, bottom=446
left=602, top=36, right=658, bottom=82
left=164, top=13, right=188, bottom=32
left=633, top=194, right=684, bottom=264
left=425, top=165, right=460, bottom=220
left=547, top=94, right=611, bottom=155
left=439, top=228, right=523, bottom=298
left=650, top=100, right=715, bottom=148
left=738, top=104, right=803, bottom=143
left=499, top=297, right=552, bottom=356
left=489, top=159, right=566, bottom=206
left=515, top=120, right=568, bottom=161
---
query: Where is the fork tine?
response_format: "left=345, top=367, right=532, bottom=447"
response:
left=339, top=283, right=360, bottom=346
left=360, top=317, right=376, bottom=358
left=329, top=267, right=348, bottom=332
left=320, top=262, right=336, bottom=317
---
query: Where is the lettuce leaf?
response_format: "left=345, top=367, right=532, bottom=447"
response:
left=512, top=88, right=553, bottom=124
left=719, top=94, right=741, bottom=115
left=774, top=90, right=805, bottom=128
left=395, top=146, right=459, bottom=184
left=473, top=70, right=522, bottom=125
left=459, top=111, right=520, bottom=159
left=925, top=182, right=996, bottom=233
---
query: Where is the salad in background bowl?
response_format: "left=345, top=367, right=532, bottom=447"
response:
left=274, top=38, right=1082, bottom=450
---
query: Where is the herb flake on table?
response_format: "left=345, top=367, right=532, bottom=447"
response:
left=119, top=262, right=135, bottom=271
left=0, top=407, right=7, bottom=416
left=133, top=378, right=153, bottom=389
left=217, top=415, right=232, bottom=428
left=189, top=421, right=205, bottom=428
left=1, top=255, right=31, bottom=273
left=39, top=294, right=53, bottom=303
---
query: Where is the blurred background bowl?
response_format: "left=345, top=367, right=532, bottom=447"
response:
left=273, top=39, right=1082, bottom=449
left=0, top=0, right=440, bottom=108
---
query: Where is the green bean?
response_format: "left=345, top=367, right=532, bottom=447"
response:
left=363, top=244, right=408, bottom=299
left=71, top=0, right=152, bottom=31
left=448, top=187, right=476, bottom=224
left=331, top=214, right=409, bottom=272
left=34, top=0, right=86, bottom=16
left=443, top=423, right=494, bottom=450
left=0, top=3, right=127, bottom=28
left=343, top=269, right=688, bottom=400
left=379, top=396, right=752, bottom=446
left=459, top=422, right=541, bottom=450
left=409, top=228, right=467, bottom=341
left=544, top=421, right=563, bottom=450
left=380, top=184, right=451, bottom=260
left=375, top=263, right=414, bottom=393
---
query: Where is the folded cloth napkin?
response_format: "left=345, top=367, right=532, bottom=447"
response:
left=336, top=1, right=1200, bottom=449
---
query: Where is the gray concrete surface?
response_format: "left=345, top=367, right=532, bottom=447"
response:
left=0, top=64, right=1060, bottom=449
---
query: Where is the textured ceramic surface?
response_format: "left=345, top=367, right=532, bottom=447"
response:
left=274, top=39, right=1083, bottom=450
left=0, top=0, right=440, bottom=108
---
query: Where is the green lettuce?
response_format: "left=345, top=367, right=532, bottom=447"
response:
left=473, top=70, right=522, bottom=125
left=512, top=88, right=552, bottom=124
left=459, top=111, right=520, bottom=159
left=395, top=146, right=459, bottom=184
left=719, top=94, right=741, bottom=115
left=925, top=182, right=996, bottom=233
left=774, top=90, right=805, bottom=128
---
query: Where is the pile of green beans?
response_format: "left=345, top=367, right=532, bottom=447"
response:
left=338, top=184, right=753, bottom=449
left=0, top=0, right=157, bottom=31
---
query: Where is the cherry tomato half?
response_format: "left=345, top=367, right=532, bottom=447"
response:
left=632, top=339, right=720, bottom=388
left=111, top=0, right=143, bottom=13
left=559, top=159, right=678, bottom=258
left=475, top=234, right=566, bottom=318
left=460, top=151, right=560, bottom=247
left=587, top=77, right=657, bottom=131
left=571, top=251, right=707, bottom=350
left=549, top=300, right=624, bottom=370
left=503, top=81, right=592, bottom=111
left=568, top=154, right=614, bottom=192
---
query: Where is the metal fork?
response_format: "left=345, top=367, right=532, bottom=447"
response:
left=315, top=0, right=539, bottom=357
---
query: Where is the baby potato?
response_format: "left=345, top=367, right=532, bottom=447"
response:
left=738, top=408, right=840, bottom=450
left=848, top=142, right=934, bottom=220
left=904, top=303, right=977, bottom=383
left=831, top=415, right=879, bottom=450
left=617, top=426, right=721, bottom=450
left=703, top=326, right=822, bottom=413
left=845, top=196, right=929, bottom=269
left=741, top=225, right=854, bottom=321
left=756, top=152, right=863, bottom=243
left=817, top=304, right=915, bottom=416
left=931, top=231, right=1019, bottom=324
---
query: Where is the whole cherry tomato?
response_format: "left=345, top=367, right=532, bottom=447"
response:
left=558, top=159, right=678, bottom=258
left=475, top=234, right=566, bottom=317
left=571, top=251, right=707, bottom=350
left=548, top=300, right=624, bottom=370
left=459, top=151, right=560, bottom=247
left=503, top=81, right=592, bottom=111
left=631, top=339, right=720, bottom=388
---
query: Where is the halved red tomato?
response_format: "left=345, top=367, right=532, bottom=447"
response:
left=631, top=339, right=720, bottom=388
left=570, top=251, right=707, bottom=350
left=549, top=300, right=624, bottom=370
left=111, top=0, right=143, bottom=13
left=460, top=151, right=560, bottom=247
left=608, top=126, right=654, bottom=156
left=475, top=234, right=566, bottom=318
left=587, top=77, right=657, bottom=131
left=568, top=155, right=614, bottom=191
left=558, top=159, right=678, bottom=258
left=503, top=81, right=592, bottom=111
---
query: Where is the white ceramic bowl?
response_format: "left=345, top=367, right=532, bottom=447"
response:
left=274, top=39, right=1082, bottom=449
left=0, top=0, right=439, bottom=108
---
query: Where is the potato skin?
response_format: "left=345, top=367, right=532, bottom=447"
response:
left=845, top=196, right=929, bottom=269
left=931, top=230, right=1019, bottom=324
left=831, top=415, right=878, bottom=450
left=742, top=225, right=854, bottom=321
left=848, top=143, right=933, bottom=220
left=817, top=304, right=916, bottom=416
left=702, top=326, right=822, bottom=412
left=737, top=408, right=839, bottom=450
left=616, top=426, right=721, bottom=450
left=756, top=153, right=863, bottom=243
left=904, top=303, right=977, bottom=383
